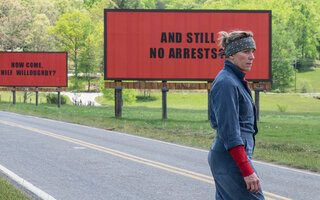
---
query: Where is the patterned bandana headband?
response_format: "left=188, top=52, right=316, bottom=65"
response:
left=223, top=37, right=256, bottom=58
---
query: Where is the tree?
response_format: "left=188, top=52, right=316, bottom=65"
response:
left=287, top=0, right=319, bottom=71
left=111, top=0, right=156, bottom=9
left=88, top=0, right=117, bottom=24
left=53, top=0, right=84, bottom=15
left=48, top=11, right=95, bottom=79
left=0, top=0, right=31, bottom=51
left=141, top=0, right=156, bottom=8
left=79, top=34, right=99, bottom=92
left=162, top=0, right=203, bottom=9
left=84, top=0, right=104, bottom=8
left=27, top=0, right=59, bottom=24
left=267, top=0, right=296, bottom=91
left=291, top=0, right=319, bottom=59
left=271, top=24, right=295, bottom=91
left=24, top=14, right=55, bottom=51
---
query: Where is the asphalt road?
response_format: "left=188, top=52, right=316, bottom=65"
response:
left=0, top=111, right=319, bottom=200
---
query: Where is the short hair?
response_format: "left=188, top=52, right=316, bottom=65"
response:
left=218, top=31, right=254, bottom=50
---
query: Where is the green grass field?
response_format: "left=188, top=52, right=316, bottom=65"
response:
left=0, top=91, right=71, bottom=105
left=288, top=68, right=320, bottom=93
left=0, top=91, right=47, bottom=104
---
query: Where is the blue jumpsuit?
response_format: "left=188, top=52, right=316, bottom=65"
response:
left=208, top=60, right=265, bottom=200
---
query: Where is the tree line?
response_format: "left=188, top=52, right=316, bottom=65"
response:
left=1, top=0, right=319, bottom=92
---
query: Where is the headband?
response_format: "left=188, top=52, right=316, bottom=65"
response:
left=221, top=37, right=256, bottom=58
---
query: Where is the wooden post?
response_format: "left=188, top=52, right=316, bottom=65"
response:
left=12, top=87, right=16, bottom=104
left=162, top=87, right=169, bottom=120
left=115, top=86, right=123, bottom=117
left=254, top=87, right=263, bottom=121
left=207, top=81, right=212, bottom=121
left=57, top=88, right=61, bottom=108
left=35, top=87, right=39, bottom=106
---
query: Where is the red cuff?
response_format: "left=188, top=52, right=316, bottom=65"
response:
left=229, top=145, right=254, bottom=177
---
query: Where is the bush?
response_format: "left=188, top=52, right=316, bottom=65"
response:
left=99, top=75, right=137, bottom=105
left=300, top=81, right=312, bottom=93
left=46, top=94, right=67, bottom=105
left=296, top=59, right=314, bottom=72
left=101, top=88, right=137, bottom=104
left=136, top=95, right=158, bottom=102
left=272, top=88, right=281, bottom=93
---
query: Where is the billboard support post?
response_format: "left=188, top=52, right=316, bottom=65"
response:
left=162, top=87, right=169, bottom=120
left=207, top=81, right=213, bottom=121
left=35, top=87, right=39, bottom=106
left=57, top=88, right=61, bottom=108
left=12, top=87, right=16, bottom=104
left=115, top=86, right=123, bottom=117
left=254, top=87, right=264, bottom=121
left=207, top=89, right=210, bottom=121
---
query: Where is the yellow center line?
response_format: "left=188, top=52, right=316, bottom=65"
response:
left=0, top=120, right=293, bottom=200
left=264, top=191, right=293, bottom=200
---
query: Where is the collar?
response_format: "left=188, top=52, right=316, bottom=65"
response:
left=224, top=60, right=252, bottom=97
left=224, top=60, right=246, bottom=81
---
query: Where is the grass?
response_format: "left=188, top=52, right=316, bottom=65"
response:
left=0, top=91, right=72, bottom=105
left=0, top=91, right=47, bottom=104
left=96, top=90, right=209, bottom=109
left=0, top=176, right=33, bottom=200
left=288, top=67, right=320, bottom=93
left=258, top=93, right=320, bottom=113
left=256, top=112, right=320, bottom=170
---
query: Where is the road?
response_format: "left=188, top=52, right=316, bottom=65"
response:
left=0, top=111, right=319, bottom=200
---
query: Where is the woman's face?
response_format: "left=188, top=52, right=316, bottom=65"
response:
left=229, top=49, right=255, bottom=72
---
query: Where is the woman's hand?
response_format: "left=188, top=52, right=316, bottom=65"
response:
left=244, top=172, right=261, bottom=193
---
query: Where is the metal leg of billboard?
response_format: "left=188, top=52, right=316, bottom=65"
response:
left=207, top=88, right=210, bottom=121
left=12, top=87, right=16, bottom=105
left=35, top=87, right=39, bottom=106
left=57, top=88, right=61, bottom=108
left=207, top=81, right=213, bottom=121
left=254, top=87, right=264, bottom=121
left=162, top=88, right=169, bottom=120
left=115, top=86, right=123, bottom=117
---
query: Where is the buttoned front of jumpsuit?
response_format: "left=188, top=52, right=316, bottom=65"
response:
left=208, top=60, right=265, bottom=200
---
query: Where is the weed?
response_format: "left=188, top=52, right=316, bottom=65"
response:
left=276, top=104, right=288, bottom=112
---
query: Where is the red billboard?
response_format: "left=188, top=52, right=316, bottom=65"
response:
left=104, top=10, right=271, bottom=81
left=0, top=52, right=67, bottom=87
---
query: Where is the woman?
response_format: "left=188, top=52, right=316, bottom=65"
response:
left=208, top=30, right=265, bottom=200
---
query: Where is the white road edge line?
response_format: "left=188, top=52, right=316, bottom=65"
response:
left=0, top=164, right=56, bottom=200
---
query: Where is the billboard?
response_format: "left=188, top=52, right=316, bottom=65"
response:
left=0, top=52, right=68, bottom=87
left=104, top=10, right=271, bottom=81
